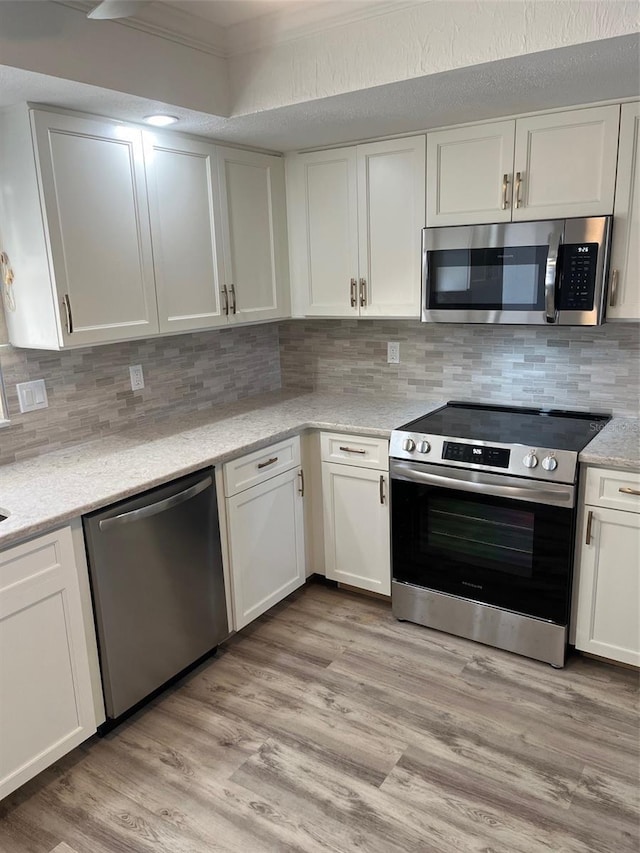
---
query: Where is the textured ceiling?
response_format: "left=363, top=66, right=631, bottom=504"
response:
left=160, top=0, right=312, bottom=29
left=0, top=33, right=638, bottom=152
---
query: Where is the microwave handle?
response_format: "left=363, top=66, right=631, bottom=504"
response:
left=545, top=224, right=563, bottom=324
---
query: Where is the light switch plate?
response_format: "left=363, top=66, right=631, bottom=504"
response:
left=16, top=379, right=48, bottom=413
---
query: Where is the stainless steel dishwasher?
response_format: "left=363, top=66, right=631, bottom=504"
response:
left=83, top=467, right=228, bottom=724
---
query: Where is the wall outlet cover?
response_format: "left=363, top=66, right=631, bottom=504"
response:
left=387, top=342, right=400, bottom=364
left=129, top=364, right=145, bottom=391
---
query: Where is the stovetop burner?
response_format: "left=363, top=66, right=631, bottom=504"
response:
left=403, top=402, right=610, bottom=452
left=390, top=401, right=610, bottom=484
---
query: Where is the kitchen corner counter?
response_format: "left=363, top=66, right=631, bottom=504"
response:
left=578, top=418, right=640, bottom=471
left=0, top=390, right=441, bottom=549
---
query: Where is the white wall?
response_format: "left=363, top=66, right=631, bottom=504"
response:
left=0, top=1, right=229, bottom=116
left=228, top=0, right=639, bottom=115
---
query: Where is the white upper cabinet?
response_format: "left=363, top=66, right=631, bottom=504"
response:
left=0, top=106, right=291, bottom=350
left=512, top=105, right=620, bottom=220
left=426, top=121, right=516, bottom=226
left=357, top=137, right=426, bottom=318
left=287, top=147, right=359, bottom=317
left=0, top=107, right=159, bottom=349
left=287, top=136, right=425, bottom=318
left=217, top=147, right=291, bottom=324
left=426, top=105, right=620, bottom=226
left=607, top=102, right=640, bottom=321
left=144, top=133, right=226, bottom=334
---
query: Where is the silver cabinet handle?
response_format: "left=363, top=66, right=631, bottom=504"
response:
left=515, top=171, right=523, bottom=208
left=350, top=278, right=357, bottom=308
left=98, top=476, right=212, bottom=531
left=339, top=446, right=366, bottom=454
left=379, top=475, right=385, bottom=505
left=221, top=285, right=229, bottom=316
left=359, top=278, right=367, bottom=307
left=619, top=487, right=640, bottom=496
left=585, top=510, right=594, bottom=545
left=609, top=269, right=619, bottom=307
left=230, top=283, right=237, bottom=315
left=257, top=456, right=278, bottom=469
left=62, top=294, right=74, bottom=334
left=501, top=173, right=510, bottom=210
left=298, top=469, right=304, bottom=497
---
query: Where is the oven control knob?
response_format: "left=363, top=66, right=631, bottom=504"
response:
left=523, top=451, right=539, bottom=469
left=417, top=440, right=431, bottom=454
left=542, top=454, right=558, bottom=472
left=402, top=438, right=416, bottom=452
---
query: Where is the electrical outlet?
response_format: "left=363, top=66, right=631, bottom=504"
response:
left=129, top=364, right=145, bottom=391
left=16, top=379, right=48, bottom=413
left=387, top=342, right=400, bottom=364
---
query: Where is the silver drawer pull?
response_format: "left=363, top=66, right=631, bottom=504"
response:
left=379, top=475, right=385, bottom=505
left=257, top=456, right=279, bottom=469
left=339, top=446, right=366, bottom=455
left=619, top=487, right=640, bottom=496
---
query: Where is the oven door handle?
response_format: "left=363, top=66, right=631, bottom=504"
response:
left=391, top=462, right=574, bottom=507
left=545, top=222, right=564, bottom=324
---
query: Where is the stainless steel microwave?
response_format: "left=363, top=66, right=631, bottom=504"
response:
left=422, top=216, right=612, bottom=325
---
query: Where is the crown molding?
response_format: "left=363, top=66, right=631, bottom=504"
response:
left=225, top=0, right=426, bottom=57
left=54, top=1, right=227, bottom=57
left=55, top=0, right=427, bottom=60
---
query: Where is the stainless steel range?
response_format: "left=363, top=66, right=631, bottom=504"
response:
left=390, top=402, right=610, bottom=667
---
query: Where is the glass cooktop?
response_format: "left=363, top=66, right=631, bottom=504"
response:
left=401, top=402, right=611, bottom=452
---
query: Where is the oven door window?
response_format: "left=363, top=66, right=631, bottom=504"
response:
left=427, top=245, right=548, bottom=311
left=391, top=478, right=574, bottom=624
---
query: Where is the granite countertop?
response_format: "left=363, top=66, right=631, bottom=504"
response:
left=0, top=390, right=440, bottom=549
left=1, top=389, right=638, bottom=550
left=577, top=417, right=640, bottom=471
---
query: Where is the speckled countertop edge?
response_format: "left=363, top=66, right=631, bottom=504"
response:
left=0, top=389, right=637, bottom=550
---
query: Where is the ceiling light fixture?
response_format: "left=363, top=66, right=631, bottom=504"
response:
left=144, top=114, right=179, bottom=127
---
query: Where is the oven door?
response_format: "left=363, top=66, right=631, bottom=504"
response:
left=390, top=460, right=576, bottom=625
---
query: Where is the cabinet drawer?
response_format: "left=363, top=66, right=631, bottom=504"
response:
left=584, top=467, right=640, bottom=513
left=224, top=436, right=301, bottom=496
left=320, top=432, right=389, bottom=470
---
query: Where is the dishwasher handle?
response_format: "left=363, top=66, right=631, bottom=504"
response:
left=98, top=475, right=213, bottom=531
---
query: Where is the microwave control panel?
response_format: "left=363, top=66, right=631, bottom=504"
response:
left=557, top=242, right=598, bottom=311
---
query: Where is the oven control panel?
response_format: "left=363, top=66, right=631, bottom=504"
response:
left=443, top=442, right=510, bottom=468
left=558, top=242, right=598, bottom=311
left=389, top=431, right=578, bottom=484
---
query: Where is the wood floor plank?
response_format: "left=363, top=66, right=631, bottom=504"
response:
left=0, top=583, right=637, bottom=853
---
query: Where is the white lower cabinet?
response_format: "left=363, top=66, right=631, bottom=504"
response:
left=224, top=437, right=305, bottom=631
left=321, top=433, right=390, bottom=596
left=0, top=526, right=97, bottom=800
left=574, top=468, right=640, bottom=667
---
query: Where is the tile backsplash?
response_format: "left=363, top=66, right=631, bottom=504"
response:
left=0, top=317, right=638, bottom=467
left=0, top=324, right=281, bottom=465
left=279, top=320, right=640, bottom=415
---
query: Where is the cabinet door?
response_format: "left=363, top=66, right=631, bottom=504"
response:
left=227, top=467, right=305, bottom=630
left=357, top=136, right=425, bottom=318
left=322, top=463, right=390, bottom=595
left=608, top=102, right=640, bottom=321
left=217, top=147, right=290, bottom=324
left=575, top=506, right=640, bottom=666
left=426, top=121, right=515, bottom=226
left=512, top=105, right=620, bottom=221
left=31, top=111, right=159, bottom=346
left=287, top=148, right=359, bottom=317
left=0, top=528, right=96, bottom=800
left=144, top=133, right=226, bottom=333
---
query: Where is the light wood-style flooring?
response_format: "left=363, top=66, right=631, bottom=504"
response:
left=0, top=581, right=638, bottom=853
